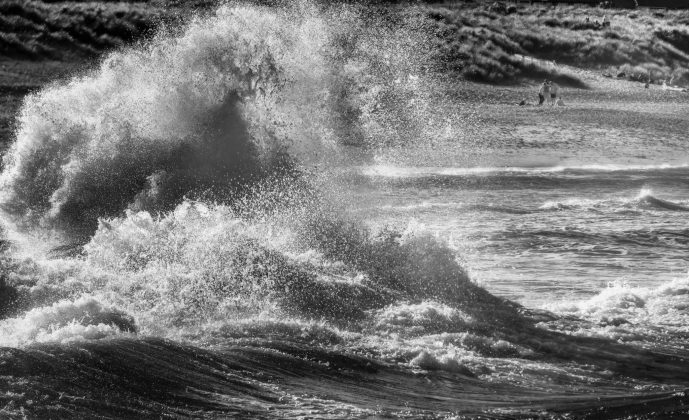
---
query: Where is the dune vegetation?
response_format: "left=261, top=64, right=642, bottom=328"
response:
left=0, top=1, right=171, bottom=61
left=422, top=2, right=689, bottom=87
left=2, top=1, right=689, bottom=87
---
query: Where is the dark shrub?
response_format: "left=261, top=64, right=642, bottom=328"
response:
left=571, top=21, right=601, bottom=31
left=543, top=18, right=562, bottom=28
left=488, top=2, right=507, bottom=15
left=656, top=29, right=689, bottom=55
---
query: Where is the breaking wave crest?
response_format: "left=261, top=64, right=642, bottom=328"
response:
left=376, top=188, right=689, bottom=217
left=0, top=198, right=511, bottom=344
left=0, top=0, right=500, bottom=358
left=544, top=276, right=689, bottom=345
left=539, top=188, right=689, bottom=213
left=362, top=163, right=689, bottom=178
left=0, top=0, right=507, bottom=359
left=0, top=2, right=443, bottom=237
left=0, top=297, right=135, bottom=347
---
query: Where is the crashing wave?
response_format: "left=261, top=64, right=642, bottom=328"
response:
left=0, top=297, right=135, bottom=347
left=0, top=2, right=443, bottom=236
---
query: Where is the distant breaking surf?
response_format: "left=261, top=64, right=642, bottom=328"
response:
left=361, top=162, right=689, bottom=178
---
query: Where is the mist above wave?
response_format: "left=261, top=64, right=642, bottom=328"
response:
left=0, top=2, right=445, bottom=236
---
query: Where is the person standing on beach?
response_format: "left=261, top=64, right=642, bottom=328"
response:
left=538, top=80, right=549, bottom=106
left=548, top=81, right=560, bottom=105
left=602, top=15, right=610, bottom=27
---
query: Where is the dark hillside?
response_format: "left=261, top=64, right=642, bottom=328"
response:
left=0, top=1, right=172, bottom=61
left=422, top=2, right=689, bottom=86
left=2, top=1, right=688, bottom=85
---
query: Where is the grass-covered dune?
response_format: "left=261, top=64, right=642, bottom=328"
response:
left=2, top=1, right=689, bottom=87
left=423, top=1, right=689, bottom=86
left=0, top=1, right=173, bottom=61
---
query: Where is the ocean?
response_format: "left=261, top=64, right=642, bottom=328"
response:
left=1, top=2, right=688, bottom=419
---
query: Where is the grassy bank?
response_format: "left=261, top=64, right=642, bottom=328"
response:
left=2, top=1, right=688, bottom=84
left=0, top=1, right=173, bottom=61
left=422, top=2, right=689, bottom=86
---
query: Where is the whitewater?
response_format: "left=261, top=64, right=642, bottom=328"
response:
left=1, top=2, right=689, bottom=419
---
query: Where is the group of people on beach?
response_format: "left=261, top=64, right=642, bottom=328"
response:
left=518, top=79, right=564, bottom=107
left=538, top=80, right=563, bottom=106
left=584, top=15, right=610, bottom=28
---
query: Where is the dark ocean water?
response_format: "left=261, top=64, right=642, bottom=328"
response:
left=1, top=2, right=689, bottom=419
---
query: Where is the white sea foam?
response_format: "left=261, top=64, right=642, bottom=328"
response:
left=0, top=297, right=134, bottom=347
left=372, top=301, right=475, bottom=335
left=544, top=275, right=689, bottom=342
left=538, top=188, right=689, bottom=212
left=538, top=197, right=608, bottom=210
left=361, top=163, right=689, bottom=178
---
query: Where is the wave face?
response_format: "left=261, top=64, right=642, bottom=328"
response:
left=1, top=2, right=689, bottom=419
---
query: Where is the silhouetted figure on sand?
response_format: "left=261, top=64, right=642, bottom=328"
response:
left=547, top=80, right=561, bottom=105
left=538, top=80, right=549, bottom=106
